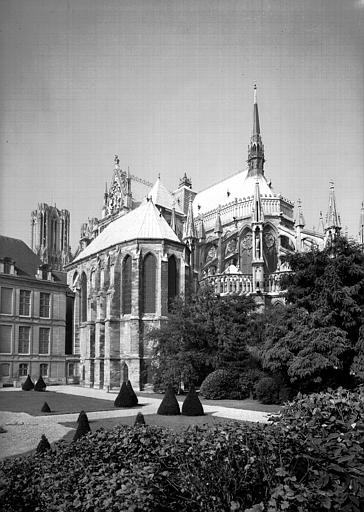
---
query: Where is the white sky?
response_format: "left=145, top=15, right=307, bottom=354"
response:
left=0, top=0, right=363, bottom=250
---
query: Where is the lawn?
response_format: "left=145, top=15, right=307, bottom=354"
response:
left=0, top=390, right=116, bottom=416
left=61, top=412, right=239, bottom=441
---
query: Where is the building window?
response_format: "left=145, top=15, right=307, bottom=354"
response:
left=0, top=363, right=10, bottom=377
left=19, top=290, right=31, bottom=316
left=168, top=256, right=178, bottom=309
left=40, top=363, right=48, bottom=377
left=90, top=270, right=95, bottom=289
left=0, top=325, right=12, bottom=353
left=110, top=264, right=115, bottom=287
left=122, top=255, right=132, bottom=314
left=39, top=292, right=50, bottom=318
left=68, top=363, right=75, bottom=377
left=19, top=363, right=28, bottom=377
left=142, top=253, right=156, bottom=314
left=3, top=259, right=11, bottom=274
left=80, top=272, right=87, bottom=322
left=0, top=287, right=13, bottom=314
left=39, top=328, right=50, bottom=354
left=18, top=326, right=30, bottom=354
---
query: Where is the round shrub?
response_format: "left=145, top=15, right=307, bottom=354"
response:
left=254, top=376, right=279, bottom=404
left=21, top=375, right=34, bottom=391
left=182, top=385, right=204, bottom=416
left=126, top=380, right=138, bottom=406
left=134, top=412, right=146, bottom=426
left=36, top=434, right=51, bottom=454
left=41, top=402, right=51, bottom=413
left=34, top=375, right=46, bottom=392
left=200, top=369, right=246, bottom=399
left=114, top=382, right=136, bottom=408
left=157, top=384, right=180, bottom=415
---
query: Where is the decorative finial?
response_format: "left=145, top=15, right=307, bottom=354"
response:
left=158, top=172, right=160, bottom=179
left=329, top=181, right=334, bottom=189
left=253, top=83, right=257, bottom=104
left=114, top=154, right=120, bottom=166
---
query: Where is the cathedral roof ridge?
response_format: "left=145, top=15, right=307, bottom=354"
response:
left=72, top=199, right=180, bottom=264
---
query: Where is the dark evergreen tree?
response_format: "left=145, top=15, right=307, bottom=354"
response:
left=34, top=375, right=46, bottom=392
left=41, top=401, right=51, bottom=413
left=21, top=375, right=34, bottom=391
left=134, top=412, right=146, bottom=426
left=73, top=412, right=91, bottom=441
left=126, top=380, right=138, bottom=406
left=182, top=384, right=204, bottom=416
left=36, top=434, right=51, bottom=454
left=114, top=382, right=136, bottom=407
left=157, top=384, right=181, bottom=415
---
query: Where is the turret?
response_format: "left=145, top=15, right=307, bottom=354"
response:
left=325, top=182, right=341, bottom=245
left=295, top=199, right=305, bottom=251
left=247, top=85, right=265, bottom=178
left=251, top=181, right=264, bottom=292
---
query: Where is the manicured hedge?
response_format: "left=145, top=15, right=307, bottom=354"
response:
left=21, top=375, right=34, bottom=391
left=34, top=375, right=46, bottom=392
left=1, top=387, right=363, bottom=511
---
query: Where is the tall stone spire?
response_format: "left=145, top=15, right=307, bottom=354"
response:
left=325, top=182, right=341, bottom=244
left=247, top=85, right=265, bottom=178
left=183, top=197, right=196, bottom=242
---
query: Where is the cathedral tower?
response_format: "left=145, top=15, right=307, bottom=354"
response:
left=31, top=204, right=72, bottom=270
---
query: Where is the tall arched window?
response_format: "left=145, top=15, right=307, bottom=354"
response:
left=143, top=253, right=156, bottom=314
left=80, top=272, right=87, bottom=322
left=168, top=255, right=178, bottom=309
left=122, top=255, right=132, bottom=314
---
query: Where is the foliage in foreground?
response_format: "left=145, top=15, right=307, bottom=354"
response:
left=1, top=387, right=363, bottom=511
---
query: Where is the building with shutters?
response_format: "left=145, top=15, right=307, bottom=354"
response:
left=0, top=235, right=77, bottom=385
left=66, top=86, right=348, bottom=391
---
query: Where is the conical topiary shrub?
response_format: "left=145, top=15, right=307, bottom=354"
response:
left=182, top=384, right=205, bottom=416
left=134, top=412, right=146, bottom=426
left=73, top=412, right=91, bottom=442
left=36, top=434, right=51, bottom=454
left=22, top=375, right=34, bottom=391
left=126, top=380, right=138, bottom=406
left=157, top=384, right=181, bottom=415
left=114, top=382, right=136, bottom=408
left=41, top=401, right=51, bottom=413
left=77, top=410, right=89, bottom=423
left=34, top=375, right=47, bottom=392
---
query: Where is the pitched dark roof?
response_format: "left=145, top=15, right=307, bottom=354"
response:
left=0, top=235, right=42, bottom=277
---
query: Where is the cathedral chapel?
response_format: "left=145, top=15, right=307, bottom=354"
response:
left=66, top=87, right=342, bottom=391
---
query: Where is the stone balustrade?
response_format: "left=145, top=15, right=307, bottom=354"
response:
left=201, top=271, right=287, bottom=296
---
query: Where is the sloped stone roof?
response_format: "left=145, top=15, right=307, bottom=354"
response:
left=72, top=199, right=181, bottom=263
left=193, top=170, right=274, bottom=216
left=0, top=235, right=41, bottom=276
left=148, top=178, right=184, bottom=214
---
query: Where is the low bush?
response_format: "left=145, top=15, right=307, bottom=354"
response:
left=157, top=384, right=180, bottom=415
left=1, top=388, right=363, bottom=511
left=254, top=376, right=280, bottom=404
left=114, top=382, right=136, bottom=408
left=73, top=412, right=91, bottom=442
left=126, top=380, right=138, bottom=406
left=134, top=412, right=146, bottom=426
left=181, top=385, right=204, bottom=416
left=41, top=402, right=51, bottom=413
left=21, top=375, right=34, bottom=391
left=36, top=434, right=51, bottom=454
left=34, top=375, right=46, bottom=392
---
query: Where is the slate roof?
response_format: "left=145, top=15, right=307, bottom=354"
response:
left=72, top=198, right=181, bottom=263
left=193, top=170, right=274, bottom=216
left=148, top=178, right=184, bottom=214
left=0, top=235, right=42, bottom=277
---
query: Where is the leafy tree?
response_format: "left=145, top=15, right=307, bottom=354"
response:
left=149, top=285, right=257, bottom=390
left=259, top=237, right=364, bottom=390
